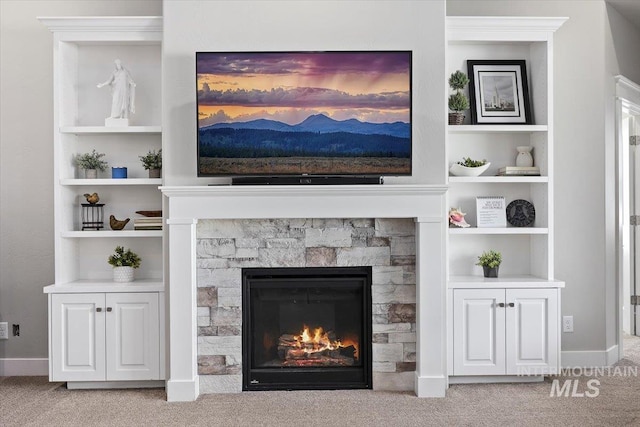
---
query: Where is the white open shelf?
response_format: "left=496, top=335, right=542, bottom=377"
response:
left=449, top=227, right=548, bottom=235
left=61, top=230, right=162, bottom=238
left=44, top=279, right=164, bottom=293
left=61, top=178, right=162, bottom=186
left=448, top=125, right=548, bottom=133
left=60, top=126, right=161, bottom=134
left=448, top=275, right=564, bottom=289
left=448, top=176, right=548, bottom=184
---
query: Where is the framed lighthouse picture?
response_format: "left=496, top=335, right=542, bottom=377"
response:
left=467, top=60, right=532, bottom=125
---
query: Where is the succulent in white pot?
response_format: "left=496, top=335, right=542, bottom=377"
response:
left=108, top=246, right=141, bottom=283
left=449, top=157, right=490, bottom=177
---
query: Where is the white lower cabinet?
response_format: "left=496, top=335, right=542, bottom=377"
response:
left=452, top=287, right=559, bottom=377
left=50, top=292, right=161, bottom=383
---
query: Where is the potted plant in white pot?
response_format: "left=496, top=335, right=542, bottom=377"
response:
left=476, top=249, right=502, bottom=278
left=75, top=149, right=108, bottom=179
left=108, top=245, right=141, bottom=282
left=139, top=149, right=162, bottom=178
left=449, top=157, right=490, bottom=177
left=448, top=70, right=470, bottom=125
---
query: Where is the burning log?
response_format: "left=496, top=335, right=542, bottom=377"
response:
left=276, top=327, right=358, bottom=367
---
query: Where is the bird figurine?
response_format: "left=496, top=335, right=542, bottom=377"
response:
left=83, top=193, right=100, bottom=204
left=109, top=215, right=130, bottom=230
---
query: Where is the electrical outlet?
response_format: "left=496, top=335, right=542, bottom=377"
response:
left=0, top=322, right=8, bottom=340
left=563, top=316, right=574, bottom=333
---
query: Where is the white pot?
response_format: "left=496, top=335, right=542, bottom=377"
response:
left=113, top=266, right=134, bottom=283
left=449, top=162, right=491, bottom=177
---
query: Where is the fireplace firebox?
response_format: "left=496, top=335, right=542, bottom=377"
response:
left=242, top=267, right=372, bottom=391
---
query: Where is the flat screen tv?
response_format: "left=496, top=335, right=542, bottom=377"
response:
left=196, top=51, right=412, bottom=178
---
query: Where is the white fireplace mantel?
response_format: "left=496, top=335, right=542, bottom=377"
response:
left=160, top=184, right=448, bottom=401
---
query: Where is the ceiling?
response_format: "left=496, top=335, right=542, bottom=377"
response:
left=607, top=0, right=640, bottom=29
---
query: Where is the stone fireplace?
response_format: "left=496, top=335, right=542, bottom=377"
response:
left=161, top=185, right=447, bottom=401
left=196, top=218, right=416, bottom=393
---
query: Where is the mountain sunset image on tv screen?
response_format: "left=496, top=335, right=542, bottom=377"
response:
left=196, top=51, right=412, bottom=176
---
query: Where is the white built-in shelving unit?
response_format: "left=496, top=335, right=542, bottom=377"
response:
left=40, top=16, right=165, bottom=386
left=39, top=16, right=164, bottom=286
left=446, top=16, right=566, bottom=380
left=446, top=16, right=567, bottom=285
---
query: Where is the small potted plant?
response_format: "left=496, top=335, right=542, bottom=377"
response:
left=139, top=149, right=162, bottom=178
left=448, top=70, right=470, bottom=125
left=75, top=149, right=108, bottom=179
left=476, top=250, right=502, bottom=278
left=449, top=157, right=490, bottom=177
left=108, top=245, right=141, bottom=283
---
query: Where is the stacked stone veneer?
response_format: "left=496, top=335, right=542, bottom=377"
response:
left=196, top=218, right=416, bottom=393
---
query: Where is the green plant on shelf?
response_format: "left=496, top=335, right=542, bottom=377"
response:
left=75, top=149, right=108, bottom=171
left=139, top=149, right=162, bottom=170
left=457, top=157, right=487, bottom=168
left=107, top=246, right=141, bottom=269
left=448, top=70, right=470, bottom=113
left=476, top=250, right=502, bottom=268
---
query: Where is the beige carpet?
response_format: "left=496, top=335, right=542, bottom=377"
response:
left=2, top=336, right=640, bottom=426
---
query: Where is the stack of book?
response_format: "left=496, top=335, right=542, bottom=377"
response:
left=134, top=217, right=162, bottom=230
left=497, top=166, right=540, bottom=176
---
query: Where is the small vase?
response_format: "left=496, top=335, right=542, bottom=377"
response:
left=113, top=266, right=134, bottom=283
left=85, top=169, right=98, bottom=179
left=516, top=146, right=534, bottom=167
left=149, top=168, right=161, bottom=178
left=483, top=266, right=499, bottom=278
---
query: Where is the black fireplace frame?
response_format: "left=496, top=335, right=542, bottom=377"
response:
left=242, top=266, right=373, bottom=391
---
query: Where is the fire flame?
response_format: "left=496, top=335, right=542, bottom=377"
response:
left=294, top=325, right=359, bottom=360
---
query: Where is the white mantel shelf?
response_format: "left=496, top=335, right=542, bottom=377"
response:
left=161, top=184, right=449, bottom=401
left=160, top=184, right=448, bottom=220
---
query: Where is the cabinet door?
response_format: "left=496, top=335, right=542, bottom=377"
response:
left=506, top=288, right=559, bottom=375
left=51, top=293, right=106, bottom=381
left=453, top=289, right=506, bottom=375
left=105, top=293, right=160, bottom=380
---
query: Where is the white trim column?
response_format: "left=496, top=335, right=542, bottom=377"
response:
left=414, top=217, right=448, bottom=397
left=165, top=218, right=199, bottom=402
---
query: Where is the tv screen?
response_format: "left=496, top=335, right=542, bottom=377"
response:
left=196, top=51, right=412, bottom=177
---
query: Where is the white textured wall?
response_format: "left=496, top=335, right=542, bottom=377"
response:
left=0, top=0, right=162, bottom=361
left=162, top=0, right=446, bottom=186
left=448, top=0, right=640, bottom=356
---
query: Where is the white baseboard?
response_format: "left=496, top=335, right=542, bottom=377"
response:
left=67, top=380, right=165, bottom=389
left=414, top=373, right=447, bottom=397
left=0, top=358, right=48, bottom=376
left=606, top=344, right=620, bottom=365
left=448, top=375, right=544, bottom=384
left=166, top=377, right=199, bottom=402
left=562, top=345, right=620, bottom=368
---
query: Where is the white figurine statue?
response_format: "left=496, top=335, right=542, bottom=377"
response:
left=97, top=59, right=136, bottom=126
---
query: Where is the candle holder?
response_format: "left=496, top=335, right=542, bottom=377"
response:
left=81, top=203, right=105, bottom=230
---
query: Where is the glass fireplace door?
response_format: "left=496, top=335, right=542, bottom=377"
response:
left=242, top=267, right=372, bottom=390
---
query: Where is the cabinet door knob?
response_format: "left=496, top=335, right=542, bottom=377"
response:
left=497, top=302, right=505, bottom=307
left=106, top=307, right=112, bottom=312
left=508, top=302, right=515, bottom=307
left=96, top=307, right=102, bottom=312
